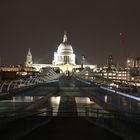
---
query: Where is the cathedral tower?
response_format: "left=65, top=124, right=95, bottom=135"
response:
left=25, top=48, right=33, bottom=67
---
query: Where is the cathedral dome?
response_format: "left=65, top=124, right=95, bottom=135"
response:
left=57, top=32, right=73, bottom=54
left=57, top=42, right=73, bottom=54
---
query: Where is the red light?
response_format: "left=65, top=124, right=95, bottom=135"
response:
left=120, top=32, right=122, bottom=36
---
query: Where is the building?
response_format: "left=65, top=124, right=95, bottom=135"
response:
left=126, top=57, right=140, bottom=69
left=127, top=57, right=140, bottom=82
left=52, top=32, right=75, bottom=65
left=25, top=32, right=97, bottom=73
left=25, top=48, right=33, bottom=67
left=94, top=55, right=128, bottom=81
left=0, top=66, right=36, bottom=81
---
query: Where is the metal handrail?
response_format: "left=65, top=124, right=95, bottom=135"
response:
left=0, top=107, right=140, bottom=120
left=0, top=73, right=62, bottom=93
left=0, top=81, right=6, bottom=92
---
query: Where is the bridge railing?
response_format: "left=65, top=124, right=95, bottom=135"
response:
left=0, top=106, right=140, bottom=120
left=0, top=73, right=62, bottom=94
left=0, top=106, right=140, bottom=131
left=0, top=107, right=139, bottom=140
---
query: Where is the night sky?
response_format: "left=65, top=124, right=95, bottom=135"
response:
left=0, top=0, right=140, bottom=67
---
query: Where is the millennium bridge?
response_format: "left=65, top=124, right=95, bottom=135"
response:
left=0, top=68, right=140, bottom=140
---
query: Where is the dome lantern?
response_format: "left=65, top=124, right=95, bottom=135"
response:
left=63, top=31, right=67, bottom=43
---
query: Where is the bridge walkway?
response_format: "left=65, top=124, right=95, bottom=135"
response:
left=20, top=117, right=125, bottom=140
left=58, top=96, right=77, bottom=116
left=0, top=76, right=139, bottom=140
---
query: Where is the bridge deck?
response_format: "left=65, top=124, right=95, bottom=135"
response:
left=0, top=116, right=125, bottom=140
left=0, top=76, right=140, bottom=140
left=58, top=96, right=77, bottom=116
left=20, top=117, right=125, bottom=140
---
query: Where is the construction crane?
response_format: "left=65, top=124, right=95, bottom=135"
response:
left=119, top=32, right=128, bottom=66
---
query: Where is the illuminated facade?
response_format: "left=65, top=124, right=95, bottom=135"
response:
left=53, top=32, right=75, bottom=65
left=128, top=57, right=140, bottom=81
left=94, top=55, right=128, bottom=81
left=25, top=32, right=97, bottom=73
left=25, top=48, right=33, bottom=67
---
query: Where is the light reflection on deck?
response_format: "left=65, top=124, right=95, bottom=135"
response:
left=75, top=97, right=108, bottom=116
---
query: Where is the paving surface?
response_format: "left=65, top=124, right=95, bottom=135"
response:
left=58, top=96, right=77, bottom=116
left=20, top=117, right=125, bottom=140
left=0, top=76, right=137, bottom=140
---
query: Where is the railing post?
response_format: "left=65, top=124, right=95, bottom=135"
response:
left=0, top=82, right=6, bottom=92
left=7, top=81, right=14, bottom=92
left=96, top=109, right=99, bottom=118
left=85, top=107, right=88, bottom=117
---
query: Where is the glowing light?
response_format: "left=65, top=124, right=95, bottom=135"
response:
left=104, top=95, right=108, bottom=103
left=127, top=60, right=130, bottom=63
left=131, top=77, right=134, bottom=80
left=75, top=97, right=94, bottom=104
left=47, top=79, right=59, bottom=83
left=12, top=97, right=15, bottom=102
left=77, top=78, right=91, bottom=85
left=101, top=86, right=140, bottom=102
left=86, top=97, right=93, bottom=104
left=51, top=96, right=61, bottom=104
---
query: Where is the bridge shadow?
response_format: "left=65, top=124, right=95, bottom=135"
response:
left=57, top=76, right=78, bottom=116
left=59, top=76, right=76, bottom=87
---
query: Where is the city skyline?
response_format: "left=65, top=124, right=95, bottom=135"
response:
left=0, top=0, right=140, bottom=66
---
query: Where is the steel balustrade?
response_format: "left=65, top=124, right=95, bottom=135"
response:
left=0, top=82, right=6, bottom=93
left=0, top=73, right=62, bottom=93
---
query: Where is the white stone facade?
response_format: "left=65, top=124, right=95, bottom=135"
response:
left=53, top=32, right=75, bottom=65
left=25, top=48, right=33, bottom=67
left=25, top=32, right=97, bottom=73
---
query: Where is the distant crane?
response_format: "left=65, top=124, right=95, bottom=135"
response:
left=119, top=32, right=125, bottom=48
left=119, top=32, right=128, bottom=66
